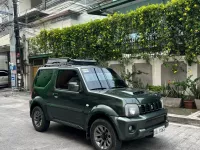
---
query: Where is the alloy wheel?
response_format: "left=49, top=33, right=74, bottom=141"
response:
left=33, top=110, right=42, bottom=127
left=94, top=125, right=112, bottom=149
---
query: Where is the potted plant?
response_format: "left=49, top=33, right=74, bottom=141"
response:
left=194, top=86, right=200, bottom=109
left=173, top=79, right=194, bottom=109
left=183, top=95, right=196, bottom=109
left=175, top=75, right=200, bottom=109
left=161, top=81, right=185, bottom=108
left=187, top=76, right=200, bottom=109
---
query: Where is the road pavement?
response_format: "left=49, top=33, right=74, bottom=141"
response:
left=0, top=90, right=200, bottom=150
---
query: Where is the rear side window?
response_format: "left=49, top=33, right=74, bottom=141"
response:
left=56, top=70, right=80, bottom=90
left=0, top=71, right=8, bottom=76
left=35, top=69, right=53, bottom=87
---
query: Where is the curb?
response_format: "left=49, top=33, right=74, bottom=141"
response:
left=168, top=114, right=200, bottom=127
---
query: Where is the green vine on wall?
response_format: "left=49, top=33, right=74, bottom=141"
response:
left=29, top=0, right=200, bottom=66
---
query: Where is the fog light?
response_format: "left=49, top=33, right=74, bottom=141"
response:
left=129, top=126, right=133, bottom=131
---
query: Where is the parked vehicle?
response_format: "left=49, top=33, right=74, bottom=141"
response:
left=29, top=58, right=168, bottom=150
left=0, top=70, right=8, bottom=87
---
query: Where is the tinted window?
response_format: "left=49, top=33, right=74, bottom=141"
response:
left=81, top=68, right=109, bottom=90
left=81, top=68, right=127, bottom=90
left=0, top=71, right=8, bottom=76
left=35, top=69, right=53, bottom=87
left=56, top=70, right=81, bottom=90
left=102, top=68, right=127, bottom=88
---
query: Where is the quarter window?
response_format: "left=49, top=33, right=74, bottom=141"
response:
left=35, top=69, right=53, bottom=87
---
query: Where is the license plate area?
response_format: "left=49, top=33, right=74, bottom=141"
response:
left=154, top=126, right=165, bottom=135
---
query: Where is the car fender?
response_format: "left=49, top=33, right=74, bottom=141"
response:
left=30, top=96, right=50, bottom=120
left=89, top=104, right=118, bottom=117
left=85, top=104, right=121, bottom=138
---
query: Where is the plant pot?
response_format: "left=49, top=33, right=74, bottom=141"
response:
left=195, top=99, right=200, bottom=109
left=184, top=100, right=195, bottom=109
left=162, top=97, right=182, bottom=108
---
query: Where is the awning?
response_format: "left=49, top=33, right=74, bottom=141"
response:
left=18, top=8, right=49, bottom=23
left=29, top=54, right=51, bottom=59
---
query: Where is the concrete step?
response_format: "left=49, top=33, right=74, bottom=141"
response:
left=168, top=113, right=200, bottom=127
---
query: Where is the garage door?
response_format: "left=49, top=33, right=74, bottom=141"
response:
left=0, top=53, right=8, bottom=70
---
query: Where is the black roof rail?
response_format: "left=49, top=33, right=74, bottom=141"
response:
left=44, top=58, right=97, bottom=67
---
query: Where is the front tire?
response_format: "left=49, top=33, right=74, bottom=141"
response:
left=31, top=106, right=50, bottom=132
left=90, top=119, right=121, bottom=150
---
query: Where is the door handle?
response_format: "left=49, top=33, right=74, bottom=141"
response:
left=53, top=93, right=58, bottom=98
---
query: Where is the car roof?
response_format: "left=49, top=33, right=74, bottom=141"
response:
left=39, top=58, right=103, bottom=70
left=39, top=65, right=103, bottom=70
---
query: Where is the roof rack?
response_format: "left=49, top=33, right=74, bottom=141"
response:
left=44, top=58, right=97, bottom=67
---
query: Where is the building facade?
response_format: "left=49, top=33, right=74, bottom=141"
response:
left=0, top=0, right=170, bottom=90
left=0, top=0, right=106, bottom=90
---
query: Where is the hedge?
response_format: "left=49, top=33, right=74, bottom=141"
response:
left=29, top=0, right=200, bottom=64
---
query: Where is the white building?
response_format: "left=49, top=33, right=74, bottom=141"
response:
left=0, top=0, right=106, bottom=90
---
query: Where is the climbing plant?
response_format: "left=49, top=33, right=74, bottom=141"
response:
left=29, top=0, right=200, bottom=65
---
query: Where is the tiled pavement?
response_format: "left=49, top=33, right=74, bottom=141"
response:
left=0, top=90, right=200, bottom=150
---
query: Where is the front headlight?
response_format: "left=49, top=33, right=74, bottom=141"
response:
left=125, top=104, right=139, bottom=117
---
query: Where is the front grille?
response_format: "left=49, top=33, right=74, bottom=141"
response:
left=145, top=116, right=166, bottom=129
left=139, top=101, right=162, bottom=115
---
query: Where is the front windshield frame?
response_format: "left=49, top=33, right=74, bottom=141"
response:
left=81, top=67, right=128, bottom=90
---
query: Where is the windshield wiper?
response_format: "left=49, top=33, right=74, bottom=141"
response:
left=90, top=88, right=107, bottom=90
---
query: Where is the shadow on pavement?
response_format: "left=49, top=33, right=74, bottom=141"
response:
left=46, top=123, right=91, bottom=147
left=43, top=123, right=166, bottom=150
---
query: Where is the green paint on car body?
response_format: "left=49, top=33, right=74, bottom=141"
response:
left=30, top=65, right=168, bottom=142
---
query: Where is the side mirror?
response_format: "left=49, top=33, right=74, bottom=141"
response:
left=68, top=82, right=80, bottom=92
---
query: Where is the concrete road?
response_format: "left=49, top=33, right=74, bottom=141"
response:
left=0, top=91, right=200, bottom=150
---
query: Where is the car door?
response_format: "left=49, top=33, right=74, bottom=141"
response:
left=0, top=71, right=8, bottom=86
left=49, top=69, right=87, bottom=127
left=0, top=71, right=3, bottom=85
left=2, top=71, right=8, bottom=85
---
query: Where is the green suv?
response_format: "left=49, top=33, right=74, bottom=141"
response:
left=30, top=58, right=168, bottom=150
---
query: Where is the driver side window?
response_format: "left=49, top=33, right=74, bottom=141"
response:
left=56, top=70, right=81, bottom=91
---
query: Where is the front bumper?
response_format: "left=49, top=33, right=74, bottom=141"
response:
left=112, top=108, right=168, bottom=141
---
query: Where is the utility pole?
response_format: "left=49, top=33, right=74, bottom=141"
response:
left=13, top=0, right=23, bottom=89
left=8, top=0, right=17, bottom=90
left=8, top=0, right=23, bottom=90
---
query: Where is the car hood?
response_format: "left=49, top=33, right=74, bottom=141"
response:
left=103, top=88, right=161, bottom=104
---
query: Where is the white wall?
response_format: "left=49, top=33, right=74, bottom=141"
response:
left=31, top=12, right=105, bottom=33
left=109, top=56, right=199, bottom=86
left=23, top=12, right=105, bottom=38
left=19, top=0, right=31, bottom=14
left=0, top=35, right=9, bottom=47
left=37, top=17, right=72, bottom=31
left=0, top=35, right=10, bottom=53
left=72, top=12, right=105, bottom=25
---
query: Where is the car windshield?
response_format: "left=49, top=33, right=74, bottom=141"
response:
left=81, top=67, right=127, bottom=90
